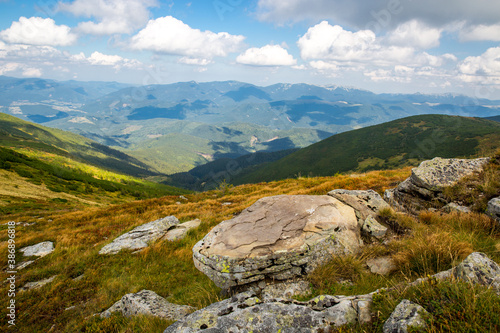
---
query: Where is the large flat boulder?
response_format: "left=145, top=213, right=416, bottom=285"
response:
left=164, top=291, right=372, bottom=333
left=193, top=195, right=361, bottom=290
left=19, top=241, right=54, bottom=257
left=100, top=216, right=179, bottom=255
left=385, top=157, right=489, bottom=213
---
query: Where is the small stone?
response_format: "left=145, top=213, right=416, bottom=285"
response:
left=221, top=202, right=232, bottom=206
left=19, top=241, right=54, bottom=258
left=362, top=216, right=387, bottom=239
left=487, top=197, right=500, bottom=222
left=383, top=299, right=428, bottom=333
left=16, top=260, right=35, bottom=270
left=366, top=256, right=396, bottom=276
left=454, top=252, right=500, bottom=291
left=20, top=276, right=56, bottom=292
left=443, top=202, right=471, bottom=213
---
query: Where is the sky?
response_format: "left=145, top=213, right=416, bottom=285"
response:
left=0, top=0, right=500, bottom=98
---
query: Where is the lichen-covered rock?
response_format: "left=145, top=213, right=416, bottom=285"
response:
left=164, top=219, right=201, bottom=241
left=164, top=291, right=372, bottom=333
left=362, top=216, right=388, bottom=239
left=193, top=195, right=361, bottom=290
left=101, top=290, right=195, bottom=321
left=19, top=241, right=54, bottom=257
left=453, top=252, right=500, bottom=291
left=383, top=299, right=428, bottom=333
left=99, top=216, right=179, bottom=255
left=260, top=280, right=312, bottom=301
left=328, top=189, right=390, bottom=226
left=487, top=197, right=500, bottom=222
left=385, top=157, right=489, bottom=213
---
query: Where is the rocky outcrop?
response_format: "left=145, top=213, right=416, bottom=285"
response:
left=487, top=197, right=500, bottom=222
left=454, top=252, right=500, bottom=291
left=328, top=189, right=390, bottom=225
left=383, top=300, right=428, bottom=333
left=99, top=216, right=179, bottom=255
left=101, top=290, right=195, bottom=321
left=164, top=291, right=373, bottom=333
left=193, top=195, right=361, bottom=291
left=164, top=219, right=201, bottom=241
left=385, top=157, right=489, bottom=213
left=19, top=241, right=54, bottom=257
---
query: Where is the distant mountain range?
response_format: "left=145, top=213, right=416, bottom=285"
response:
left=1, top=75, right=500, bottom=174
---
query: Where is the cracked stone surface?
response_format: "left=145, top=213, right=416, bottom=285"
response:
left=487, top=197, right=500, bottom=222
left=385, top=157, right=489, bottom=213
left=328, top=189, right=390, bottom=227
left=101, top=290, right=195, bottom=321
left=164, top=291, right=372, bottom=333
left=99, top=216, right=179, bottom=255
left=193, top=195, right=361, bottom=290
left=383, top=299, right=428, bottom=333
left=19, top=241, right=54, bottom=257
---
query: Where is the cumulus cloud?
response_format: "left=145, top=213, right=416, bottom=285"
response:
left=0, top=17, right=77, bottom=46
left=130, top=16, right=245, bottom=58
left=460, top=24, right=500, bottom=41
left=236, top=45, right=296, bottom=66
left=458, top=47, right=500, bottom=84
left=75, top=51, right=142, bottom=69
left=255, top=0, right=500, bottom=31
left=59, top=0, right=158, bottom=35
left=0, top=62, right=42, bottom=77
left=386, top=20, right=442, bottom=49
left=178, top=57, right=213, bottom=66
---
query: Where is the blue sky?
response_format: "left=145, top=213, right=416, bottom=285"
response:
left=1, top=0, right=500, bottom=98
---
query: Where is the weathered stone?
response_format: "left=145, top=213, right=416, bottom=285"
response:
left=164, top=291, right=371, bottom=333
left=19, top=241, right=54, bottom=257
left=20, top=276, right=56, bottom=292
left=362, top=216, right=388, bottom=239
left=193, top=195, right=361, bottom=290
left=101, top=290, right=195, bottom=321
left=383, top=299, right=428, bottom=333
left=328, top=189, right=390, bottom=226
left=487, top=197, right=500, bottom=222
left=16, top=260, right=35, bottom=270
left=260, top=280, right=312, bottom=301
left=164, top=219, right=201, bottom=241
left=453, top=252, right=500, bottom=291
left=443, top=202, right=471, bottom=213
left=366, top=256, right=396, bottom=276
left=385, top=157, right=489, bottom=214
left=99, top=216, right=179, bottom=255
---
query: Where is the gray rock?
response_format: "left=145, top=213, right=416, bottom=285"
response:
left=101, top=290, right=195, bottom=321
left=487, top=197, right=500, bottom=222
left=362, top=216, right=388, bottom=239
left=260, top=280, right=312, bottom=301
left=164, top=291, right=371, bottom=333
left=99, top=216, right=179, bottom=255
left=193, top=195, right=361, bottom=290
left=383, top=299, right=428, bottom=333
left=19, top=241, right=54, bottom=257
left=366, top=256, right=396, bottom=276
left=20, top=276, right=56, bottom=292
left=453, top=252, right=500, bottom=291
left=385, top=157, right=489, bottom=214
left=164, top=219, right=201, bottom=242
left=328, top=189, right=390, bottom=226
left=16, top=260, right=35, bottom=270
left=443, top=202, right=471, bottom=213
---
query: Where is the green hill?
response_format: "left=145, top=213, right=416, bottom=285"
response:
left=0, top=113, right=158, bottom=177
left=233, top=115, right=500, bottom=184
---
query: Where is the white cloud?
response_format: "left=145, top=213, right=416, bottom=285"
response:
left=82, top=51, right=142, bottom=69
left=0, top=62, right=42, bottom=77
left=22, top=67, right=42, bottom=77
left=130, top=16, right=245, bottom=58
left=236, top=45, right=296, bottom=66
left=178, top=57, right=213, bottom=66
left=0, top=62, right=21, bottom=75
left=460, top=24, right=500, bottom=41
left=386, top=20, right=442, bottom=49
left=458, top=47, right=500, bottom=84
left=256, top=0, right=500, bottom=31
left=0, top=17, right=77, bottom=46
left=59, top=0, right=158, bottom=35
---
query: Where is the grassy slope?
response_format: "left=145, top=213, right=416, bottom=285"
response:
left=0, top=154, right=498, bottom=332
left=0, top=113, right=158, bottom=177
left=235, top=115, right=500, bottom=184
